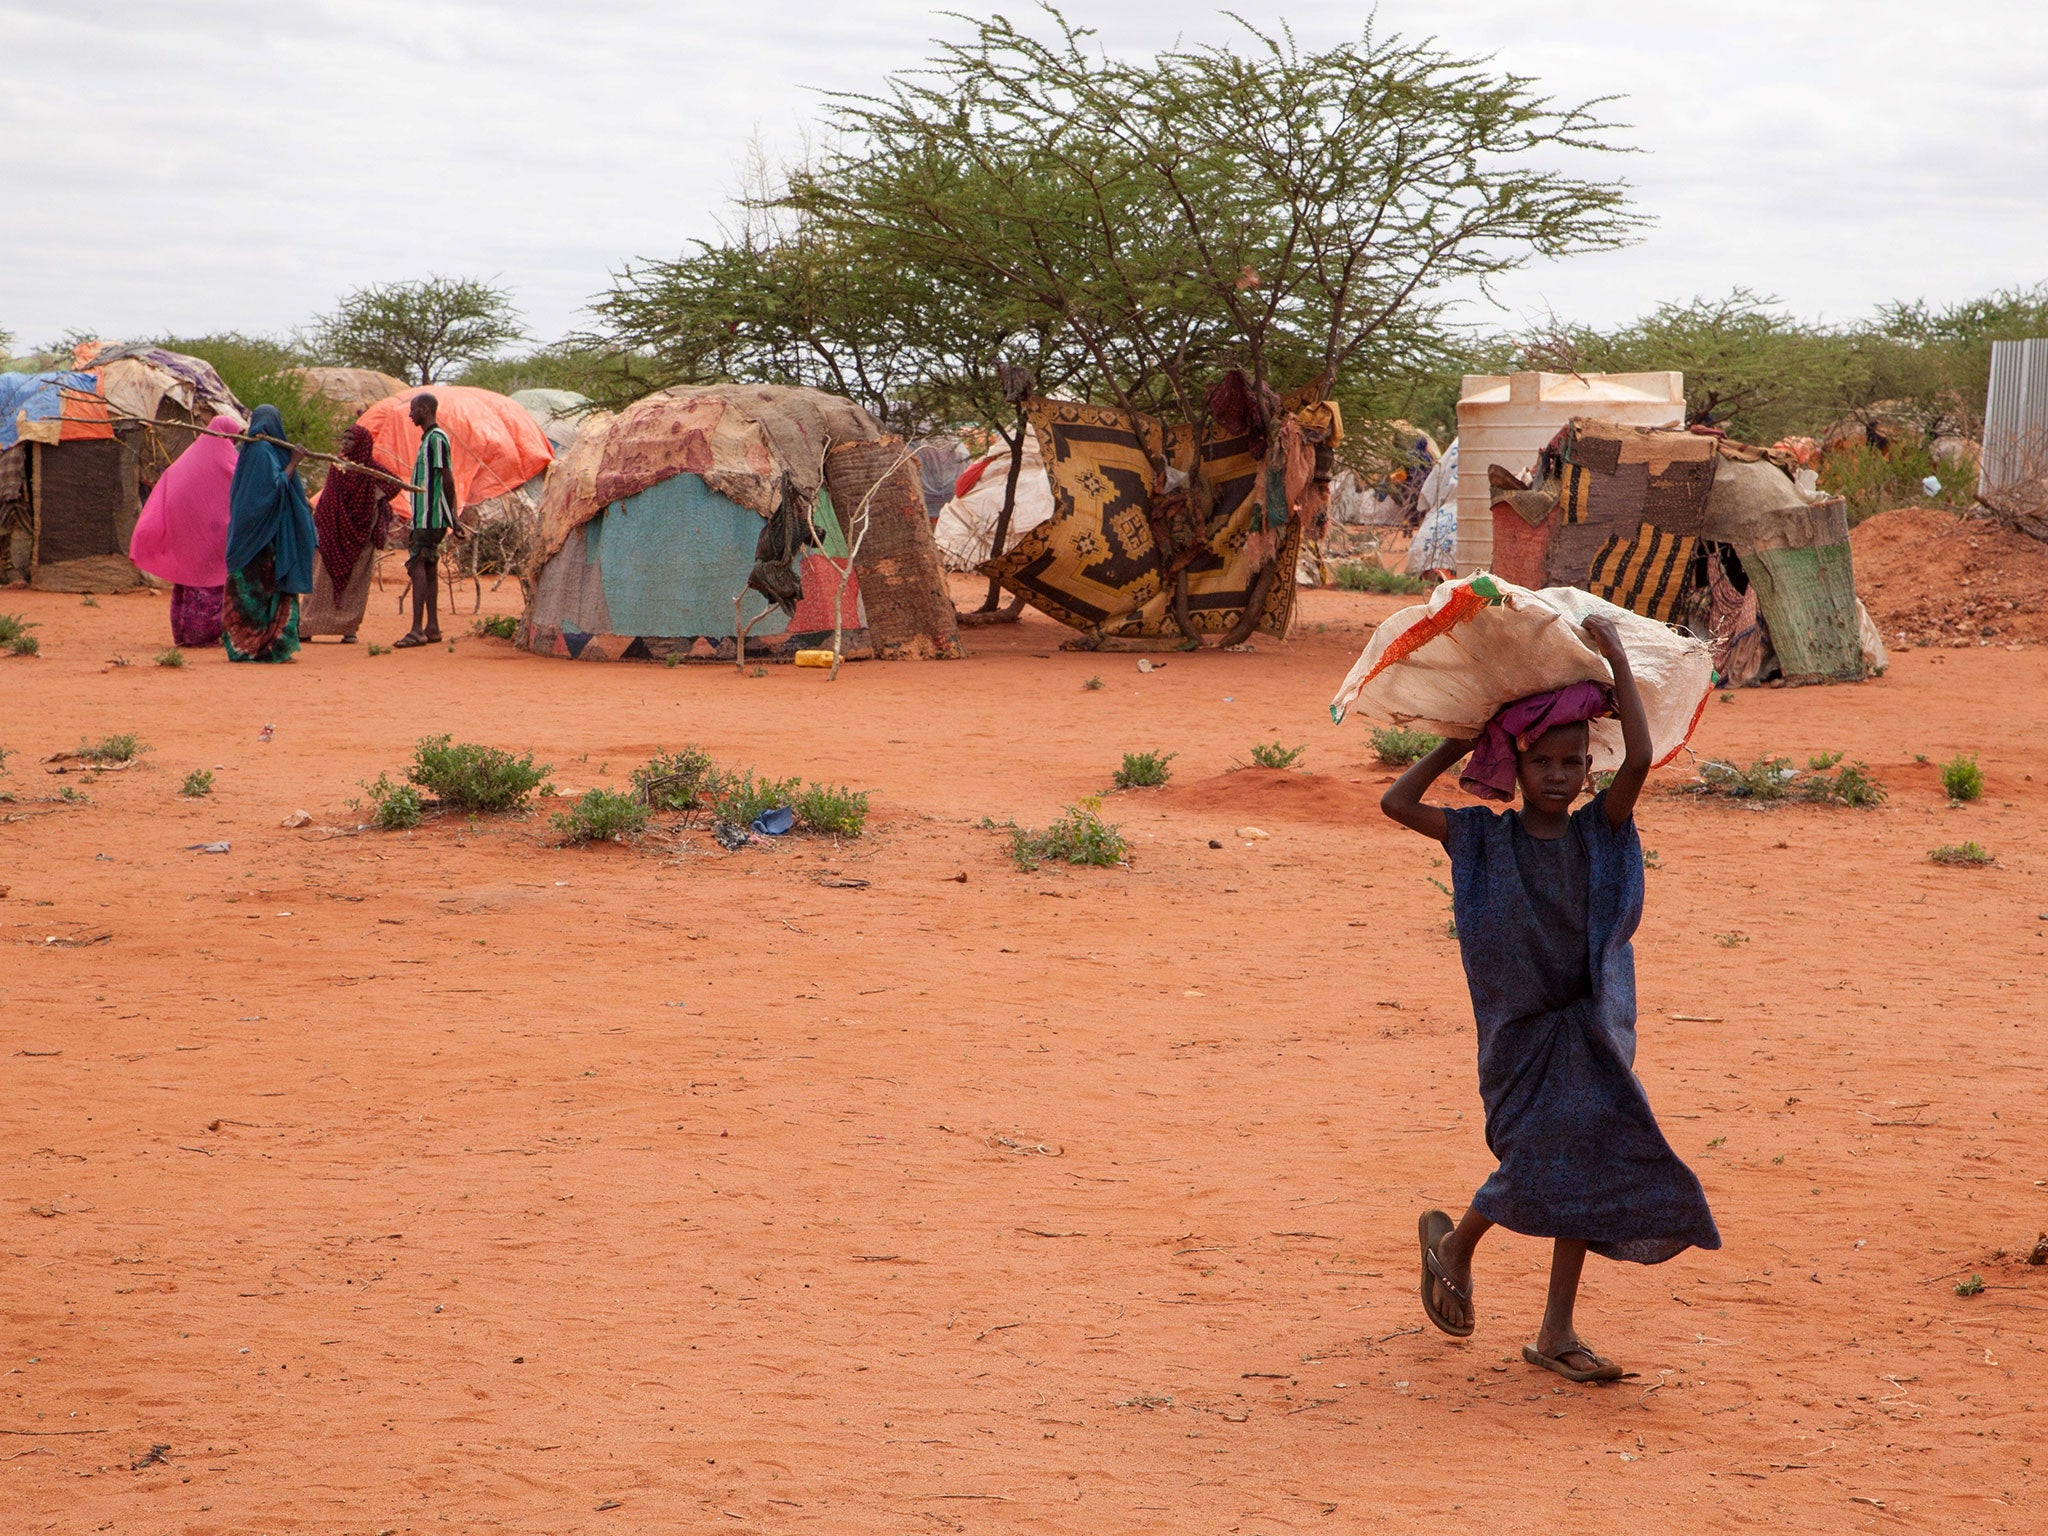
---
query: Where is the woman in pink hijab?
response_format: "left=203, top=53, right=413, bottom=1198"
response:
left=129, top=414, right=241, bottom=647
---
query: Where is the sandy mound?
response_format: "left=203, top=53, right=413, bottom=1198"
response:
left=1851, top=505, right=2048, bottom=646
left=1154, top=765, right=1388, bottom=825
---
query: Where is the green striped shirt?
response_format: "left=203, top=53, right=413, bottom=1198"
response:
left=411, top=426, right=454, bottom=530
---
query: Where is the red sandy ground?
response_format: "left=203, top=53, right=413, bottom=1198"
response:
left=3, top=571, right=2044, bottom=1534
left=1852, top=506, right=2048, bottom=647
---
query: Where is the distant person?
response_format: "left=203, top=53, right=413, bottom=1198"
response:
left=128, top=413, right=242, bottom=648
left=302, top=425, right=395, bottom=643
left=393, top=392, right=456, bottom=649
left=1381, top=613, right=1719, bottom=1383
left=221, top=404, right=318, bottom=664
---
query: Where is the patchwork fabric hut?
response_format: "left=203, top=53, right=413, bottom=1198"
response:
left=520, top=384, right=959, bottom=663
left=296, top=366, right=410, bottom=419
left=0, top=370, right=140, bottom=590
left=981, top=376, right=1339, bottom=645
left=1489, top=419, right=1868, bottom=684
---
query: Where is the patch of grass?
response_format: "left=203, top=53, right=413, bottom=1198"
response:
left=1940, top=753, right=1983, bottom=802
left=1718, top=691, right=1735, bottom=704
left=154, top=648, right=186, bottom=668
left=80, top=594, right=98, bottom=608
left=180, top=769, right=214, bottom=798
left=470, top=614, right=519, bottom=641
left=1008, top=798, right=1128, bottom=870
left=1, top=612, right=40, bottom=658
left=1715, top=931, right=1749, bottom=948
left=1332, top=561, right=1430, bottom=595
left=748, top=665, right=768, bottom=678
left=631, top=746, right=716, bottom=814
left=1082, top=675, right=1103, bottom=691
left=1955, top=1274, right=1985, bottom=1297
left=707, top=766, right=801, bottom=828
left=407, top=735, right=550, bottom=812
left=1112, top=750, right=1175, bottom=789
left=1808, top=751, right=1842, bottom=771
left=1929, top=841, right=1993, bottom=867
left=366, top=642, right=392, bottom=656
left=1695, top=756, right=1793, bottom=800
left=77, top=733, right=147, bottom=765
left=1803, top=759, right=1886, bottom=807
left=1370, top=726, right=1442, bottom=766
left=359, top=772, right=424, bottom=830
left=551, top=787, right=650, bottom=845
left=1246, top=741, right=1306, bottom=770
left=662, top=652, right=683, bottom=668
left=793, top=782, right=870, bottom=837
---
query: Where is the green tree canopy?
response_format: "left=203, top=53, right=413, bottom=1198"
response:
left=309, top=275, right=525, bottom=386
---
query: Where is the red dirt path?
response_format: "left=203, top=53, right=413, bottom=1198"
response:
left=3, top=575, right=2044, bottom=1533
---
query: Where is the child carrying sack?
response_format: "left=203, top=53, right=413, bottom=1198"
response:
left=1330, top=575, right=1713, bottom=775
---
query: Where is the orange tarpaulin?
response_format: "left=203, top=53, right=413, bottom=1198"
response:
left=358, top=385, right=555, bottom=510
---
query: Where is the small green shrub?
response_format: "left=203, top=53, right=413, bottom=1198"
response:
left=794, top=782, right=870, bottom=836
left=1803, top=759, right=1886, bottom=807
left=1332, top=562, right=1430, bottom=595
left=1694, top=757, right=1793, bottom=800
left=1370, top=727, right=1442, bottom=766
left=154, top=648, right=186, bottom=668
left=1246, top=741, right=1306, bottom=770
left=631, top=746, right=716, bottom=814
left=471, top=614, right=519, bottom=641
left=1940, top=754, right=1983, bottom=802
left=366, top=642, right=392, bottom=656
left=1009, top=799, right=1128, bottom=870
left=1082, top=675, right=1104, bottom=691
left=180, top=769, right=214, bottom=798
left=707, top=766, right=801, bottom=827
left=1112, top=750, right=1175, bottom=789
left=0, top=613, right=35, bottom=646
left=77, top=733, right=147, bottom=764
left=551, top=787, right=650, bottom=844
left=1929, top=841, right=1993, bottom=867
left=407, top=735, right=550, bottom=812
left=361, top=772, right=425, bottom=830
left=1715, top=931, right=1749, bottom=948
left=1955, top=1274, right=1985, bottom=1297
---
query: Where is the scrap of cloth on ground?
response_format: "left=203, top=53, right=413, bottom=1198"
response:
left=1443, top=789, right=1721, bottom=1264
left=1460, top=681, right=1613, bottom=803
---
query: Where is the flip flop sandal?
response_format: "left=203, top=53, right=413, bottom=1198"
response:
left=1521, top=1344, right=1628, bottom=1383
left=391, top=633, right=430, bottom=649
left=1417, top=1209, right=1474, bottom=1337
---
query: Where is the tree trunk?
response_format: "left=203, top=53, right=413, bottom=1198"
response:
left=979, top=405, right=1030, bottom=612
left=1217, top=564, right=1278, bottom=650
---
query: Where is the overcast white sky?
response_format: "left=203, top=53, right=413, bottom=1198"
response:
left=2, top=1, right=2042, bottom=352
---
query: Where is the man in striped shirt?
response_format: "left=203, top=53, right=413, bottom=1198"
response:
left=394, top=392, right=457, bottom=648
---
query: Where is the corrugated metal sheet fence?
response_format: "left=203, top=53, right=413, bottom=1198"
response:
left=1979, top=338, right=2048, bottom=498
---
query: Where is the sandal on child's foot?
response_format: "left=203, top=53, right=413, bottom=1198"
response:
left=1417, top=1209, right=1474, bottom=1337
left=1521, top=1343, right=1627, bottom=1383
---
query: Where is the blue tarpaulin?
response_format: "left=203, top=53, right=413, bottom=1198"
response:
left=0, top=370, right=101, bottom=451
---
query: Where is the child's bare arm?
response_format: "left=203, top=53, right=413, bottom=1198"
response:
left=1379, top=736, right=1476, bottom=844
left=1584, top=613, right=1652, bottom=828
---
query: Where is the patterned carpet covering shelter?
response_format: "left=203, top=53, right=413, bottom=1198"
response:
left=981, top=377, right=1337, bottom=644
left=1488, top=419, right=1868, bottom=684
left=520, top=384, right=959, bottom=664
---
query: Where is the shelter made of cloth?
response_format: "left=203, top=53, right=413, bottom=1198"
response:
left=1, top=370, right=112, bottom=450
left=521, top=384, right=958, bottom=664
left=980, top=378, right=1332, bottom=642
left=358, top=385, right=555, bottom=513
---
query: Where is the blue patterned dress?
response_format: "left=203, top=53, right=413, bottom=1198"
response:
left=1443, top=791, right=1720, bottom=1264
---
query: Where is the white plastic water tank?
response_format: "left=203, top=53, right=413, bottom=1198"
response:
left=1454, top=371, right=1685, bottom=573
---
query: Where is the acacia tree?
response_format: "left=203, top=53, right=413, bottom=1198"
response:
left=1519, top=290, right=1853, bottom=442
left=310, top=275, right=525, bottom=385
left=789, top=9, right=1640, bottom=449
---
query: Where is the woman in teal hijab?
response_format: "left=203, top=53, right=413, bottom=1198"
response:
left=222, top=404, right=318, bottom=663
